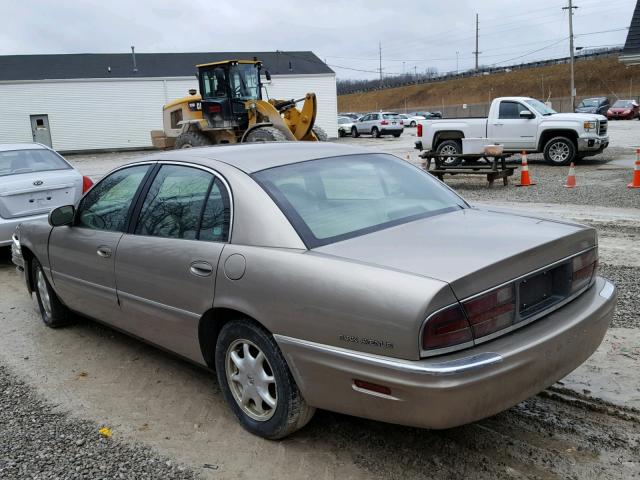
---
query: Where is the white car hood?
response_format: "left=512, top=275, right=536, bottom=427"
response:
left=545, top=113, right=606, bottom=122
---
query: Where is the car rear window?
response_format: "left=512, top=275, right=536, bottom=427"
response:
left=382, top=114, right=400, bottom=119
left=0, top=149, right=71, bottom=177
left=252, top=153, right=466, bottom=248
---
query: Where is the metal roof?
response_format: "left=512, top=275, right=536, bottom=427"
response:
left=621, top=0, right=640, bottom=61
left=0, top=51, right=334, bottom=82
left=149, top=142, right=373, bottom=174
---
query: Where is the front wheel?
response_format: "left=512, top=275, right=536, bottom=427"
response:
left=244, top=126, right=288, bottom=143
left=543, top=136, right=576, bottom=166
left=32, top=259, right=73, bottom=328
left=312, top=125, right=328, bottom=141
left=174, top=130, right=212, bottom=149
left=215, top=319, right=315, bottom=439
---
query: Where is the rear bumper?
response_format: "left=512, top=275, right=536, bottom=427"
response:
left=380, top=128, right=403, bottom=135
left=0, top=213, right=48, bottom=247
left=276, top=276, right=615, bottom=429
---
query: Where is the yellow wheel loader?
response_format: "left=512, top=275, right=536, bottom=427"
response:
left=150, top=60, right=327, bottom=149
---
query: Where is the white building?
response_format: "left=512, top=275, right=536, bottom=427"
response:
left=0, top=51, right=337, bottom=152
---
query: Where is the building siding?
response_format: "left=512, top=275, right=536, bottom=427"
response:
left=0, top=74, right=337, bottom=151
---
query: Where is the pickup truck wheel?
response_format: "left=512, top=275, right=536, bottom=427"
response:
left=215, top=319, right=315, bottom=439
left=436, top=140, right=463, bottom=166
left=371, top=127, right=381, bottom=138
left=32, top=259, right=73, bottom=328
left=351, top=126, right=360, bottom=138
left=543, top=137, right=576, bottom=166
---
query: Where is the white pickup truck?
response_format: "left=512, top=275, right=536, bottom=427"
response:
left=414, top=97, right=609, bottom=166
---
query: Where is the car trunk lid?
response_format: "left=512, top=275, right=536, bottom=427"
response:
left=0, top=170, right=81, bottom=219
left=313, top=208, right=596, bottom=300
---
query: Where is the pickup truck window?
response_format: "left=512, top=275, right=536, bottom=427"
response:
left=498, top=101, right=527, bottom=119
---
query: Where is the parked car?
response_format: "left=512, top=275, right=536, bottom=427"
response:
left=415, top=97, right=609, bottom=166
left=412, top=111, right=443, bottom=119
left=575, top=97, right=610, bottom=115
left=606, top=99, right=640, bottom=120
left=338, top=112, right=360, bottom=120
left=12, top=143, right=615, bottom=439
left=0, top=143, right=92, bottom=247
left=397, top=114, right=425, bottom=127
left=337, top=116, right=355, bottom=137
left=352, top=112, right=403, bottom=138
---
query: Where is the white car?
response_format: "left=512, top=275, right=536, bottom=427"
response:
left=0, top=143, right=92, bottom=247
left=337, top=116, right=355, bottom=137
left=352, top=112, right=404, bottom=138
left=397, top=114, right=426, bottom=127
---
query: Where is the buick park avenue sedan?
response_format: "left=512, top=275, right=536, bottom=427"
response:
left=12, top=143, right=616, bottom=439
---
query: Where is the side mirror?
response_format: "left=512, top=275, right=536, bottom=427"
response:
left=49, top=205, right=75, bottom=227
left=264, top=70, right=272, bottom=81
left=519, top=110, right=535, bottom=119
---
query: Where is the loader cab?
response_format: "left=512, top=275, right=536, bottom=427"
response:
left=197, top=60, right=263, bottom=130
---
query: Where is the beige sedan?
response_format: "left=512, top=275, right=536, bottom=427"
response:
left=12, top=142, right=616, bottom=439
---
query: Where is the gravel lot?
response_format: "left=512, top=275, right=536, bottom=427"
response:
left=0, top=363, right=198, bottom=480
left=0, top=120, right=638, bottom=479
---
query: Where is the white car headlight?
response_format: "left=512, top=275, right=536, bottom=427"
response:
left=583, top=121, right=597, bottom=131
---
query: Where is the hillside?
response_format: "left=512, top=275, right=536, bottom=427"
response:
left=337, top=56, right=639, bottom=113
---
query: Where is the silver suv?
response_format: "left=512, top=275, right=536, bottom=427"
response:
left=352, top=112, right=403, bottom=138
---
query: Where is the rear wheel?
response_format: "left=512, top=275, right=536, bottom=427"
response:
left=409, top=121, right=416, bottom=127
left=351, top=126, right=360, bottom=138
left=174, top=130, right=212, bottom=149
left=393, top=132, right=402, bottom=138
left=371, top=127, right=381, bottom=138
left=312, top=126, right=328, bottom=141
left=436, top=139, right=463, bottom=166
left=338, top=128, right=345, bottom=138
left=215, top=319, right=315, bottom=439
left=543, top=136, right=576, bottom=166
left=244, top=126, right=288, bottom=143
left=32, top=259, right=73, bottom=328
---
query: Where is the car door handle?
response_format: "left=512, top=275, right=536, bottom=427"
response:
left=96, top=246, right=112, bottom=258
left=190, top=261, right=213, bottom=277
left=493, top=123, right=504, bottom=126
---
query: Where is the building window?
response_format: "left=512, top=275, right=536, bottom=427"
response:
left=170, top=109, right=183, bottom=129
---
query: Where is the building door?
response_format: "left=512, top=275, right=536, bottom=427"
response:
left=30, top=115, right=52, bottom=147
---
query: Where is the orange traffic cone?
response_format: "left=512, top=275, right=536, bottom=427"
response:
left=564, top=162, right=577, bottom=188
left=628, top=150, right=640, bottom=189
left=516, top=151, right=536, bottom=187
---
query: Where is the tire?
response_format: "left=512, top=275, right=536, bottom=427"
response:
left=215, top=319, right=315, bottom=439
left=393, top=132, right=402, bottom=138
left=312, top=126, right=328, bottom=141
left=32, top=259, right=73, bottom=328
left=174, top=130, right=213, bottom=149
left=371, top=127, right=381, bottom=138
left=435, top=139, right=463, bottom=166
left=409, top=121, right=416, bottom=127
left=243, top=126, right=288, bottom=143
left=351, top=126, right=360, bottom=138
left=338, top=128, right=345, bottom=138
left=543, top=136, right=576, bottom=166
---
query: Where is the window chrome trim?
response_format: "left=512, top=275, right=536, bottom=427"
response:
left=419, top=246, right=598, bottom=358
left=274, top=335, right=502, bottom=377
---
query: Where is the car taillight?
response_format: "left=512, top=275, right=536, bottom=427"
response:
left=400, top=120, right=404, bottom=125
left=417, top=123, right=423, bottom=137
left=571, top=248, right=598, bottom=293
left=82, top=176, right=94, bottom=193
left=462, top=285, right=516, bottom=338
left=380, top=120, right=389, bottom=125
left=422, top=305, right=472, bottom=350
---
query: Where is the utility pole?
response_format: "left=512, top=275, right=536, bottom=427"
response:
left=472, top=14, right=481, bottom=71
left=456, top=51, right=459, bottom=74
left=379, top=41, right=383, bottom=89
left=563, top=0, right=578, bottom=109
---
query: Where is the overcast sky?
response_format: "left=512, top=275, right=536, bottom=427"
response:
left=2, top=0, right=635, bottom=79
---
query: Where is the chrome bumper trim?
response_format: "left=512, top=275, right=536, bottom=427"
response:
left=274, top=335, right=503, bottom=376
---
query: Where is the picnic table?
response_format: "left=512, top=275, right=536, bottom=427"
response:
left=419, top=152, right=518, bottom=187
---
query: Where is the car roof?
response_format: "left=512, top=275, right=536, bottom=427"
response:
left=0, top=143, right=49, bottom=152
left=150, top=141, right=376, bottom=174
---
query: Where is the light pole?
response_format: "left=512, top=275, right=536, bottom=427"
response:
left=456, top=51, right=459, bottom=74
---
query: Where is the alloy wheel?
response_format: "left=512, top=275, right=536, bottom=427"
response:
left=549, top=142, right=570, bottom=163
left=36, top=269, right=52, bottom=318
left=225, top=339, right=277, bottom=421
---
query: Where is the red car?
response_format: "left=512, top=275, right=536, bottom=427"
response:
left=606, top=99, right=640, bottom=120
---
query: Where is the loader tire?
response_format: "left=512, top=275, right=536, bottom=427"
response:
left=312, top=126, right=328, bottom=141
left=244, top=126, right=289, bottom=143
left=174, top=131, right=213, bottom=149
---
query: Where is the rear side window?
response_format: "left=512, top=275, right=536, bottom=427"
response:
left=0, top=149, right=71, bottom=177
left=198, top=179, right=231, bottom=242
left=135, top=165, right=213, bottom=240
left=498, top=101, right=526, bottom=119
left=77, top=165, right=150, bottom=232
